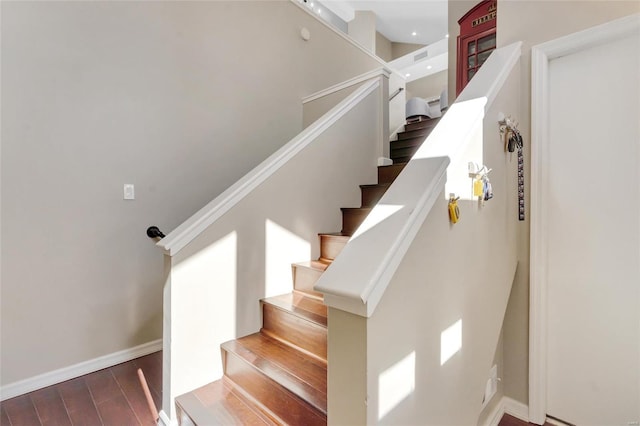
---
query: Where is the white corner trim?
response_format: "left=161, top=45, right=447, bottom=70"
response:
left=0, top=339, right=162, bottom=401
left=533, top=13, right=640, bottom=60
left=482, top=396, right=530, bottom=426
left=529, top=14, right=640, bottom=425
left=482, top=397, right=506, bottom=426
left=302, top=67, right=392, bottom=104
left=158, top=78, right=381, bottom=256
left=503, top=397, right=529, bottom=422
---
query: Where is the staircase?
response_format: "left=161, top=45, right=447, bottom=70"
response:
left=391, top=116, right=441, bottom=164
left=174, top=119, right=438, bottom=425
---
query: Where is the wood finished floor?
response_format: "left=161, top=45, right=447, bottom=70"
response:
left=1, top=352, right=543, bottom=426
left=1, top=351, right=161, bottom=426
left=499, top=414, right=552, bottom=426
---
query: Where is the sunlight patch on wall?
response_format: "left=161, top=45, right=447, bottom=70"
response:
left=265, top=219, right=311, bottom=297
left=172, top=231, right=238, bottom=394
left=411, top=97, right=486, bottom=201
left=378, top=351, right=416, bottom=420
left=440, top=319, right=462, bottom=366
left=351, top=204, right=404, bottom=240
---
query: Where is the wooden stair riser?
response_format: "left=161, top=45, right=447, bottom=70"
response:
left=222, top=350, right=326, bottom=426
left=261, top=302, right=327, bottom=362
left=393, top=156, right=413, bottom=165
left=292, top=264, right=324, bottom=299
left=391, top=146, right=419, bottom=161
left=360, top=183, right=390, bottom=207
left=391, top=136, right=425, bottom=150
left=377, top=163, right=406, bottom=184
left=397, top=126, right=436, bottom=140
left=340, top=208, right=371, bottom=235
left=319, top=234, right=349, bottom=262
left=404, top=117, right=440, bottom=132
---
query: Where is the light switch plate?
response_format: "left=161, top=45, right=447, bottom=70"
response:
left=124, top=184, right=135, bottom=200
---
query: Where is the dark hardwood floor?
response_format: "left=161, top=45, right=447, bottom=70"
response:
left=1, top=351, right=547, bottom=426
left=1, top=351, right=161, bottom=426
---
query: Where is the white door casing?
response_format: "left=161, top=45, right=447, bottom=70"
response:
left=530, top=13, right=640, bottom=426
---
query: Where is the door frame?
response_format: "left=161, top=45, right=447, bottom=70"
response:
left=529, top=13, right=640, bottom=425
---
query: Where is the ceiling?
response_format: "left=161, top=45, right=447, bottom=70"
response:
left=321, top=0, right=448, bottom=46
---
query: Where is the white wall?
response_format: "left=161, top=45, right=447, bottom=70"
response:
left=0, top=0, right=382, bottom=389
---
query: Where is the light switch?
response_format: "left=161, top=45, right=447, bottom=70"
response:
left=124, top=184, right=135, bottom=200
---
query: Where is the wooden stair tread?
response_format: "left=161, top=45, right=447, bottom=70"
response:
left=176, top=379, right=274, bottom=426
left=360, top=183, right=391, bottom=189
left=340, top=207, right=372, bottom=213
left=262, top=293, right=327, bottom=327
left=223, top=333, right=327, bottom=414
left=292, top=260, right=329, bottom=273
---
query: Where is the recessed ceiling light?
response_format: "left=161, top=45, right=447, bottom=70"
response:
left=317, top=8, right=321, bottom=13
left=310, top=2, right=314, bottom=6
left=427, top=65, right=432, bottom=70
left=412, top=31, right=417, bottom=36
left=405, top=73, right=411, bottom=77
left=445, top=34, right=450, bottom=38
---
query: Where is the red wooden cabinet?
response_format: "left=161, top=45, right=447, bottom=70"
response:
left=456, top=0, right=497, bottom=97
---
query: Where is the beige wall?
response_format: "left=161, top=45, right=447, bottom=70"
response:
left=391, top=41, right=426, bottom=60
left=499, top=0, right=640, bottom=406
left=376, top=31, right=393, bottom=62
left=0, top=0, right=381, bottom=388
left=406, top=70, right=448, bottom=100
left=448, top=0, right=640, bottom=406
left=349, top=10, right=377, bottom=53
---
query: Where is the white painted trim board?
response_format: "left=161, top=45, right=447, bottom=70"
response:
left=481, top=396, right=530, bottom=426
left=302, top=67, right=393, bottom=104
left=529, top=13, right=640, bottom=424
left=0, top=339, right=162, bottom=401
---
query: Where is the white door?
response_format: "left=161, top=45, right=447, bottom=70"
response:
left=544, top=32, right=640, bottom=425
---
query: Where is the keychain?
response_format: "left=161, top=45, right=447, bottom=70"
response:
left=448, top=193, right=460, bottom=224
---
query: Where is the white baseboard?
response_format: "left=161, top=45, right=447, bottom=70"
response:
left=483, top=396, right=530, bottom=426
left=503, top=397, right=529, bottom=422
left=1, top=339, right=162, bottom=401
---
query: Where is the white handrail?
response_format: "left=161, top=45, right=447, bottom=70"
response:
left=302, top=67, right=392, bottom=104
left=157, top=78, right=381, bottom=256
left=315, top=42, right=523, bottom=317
